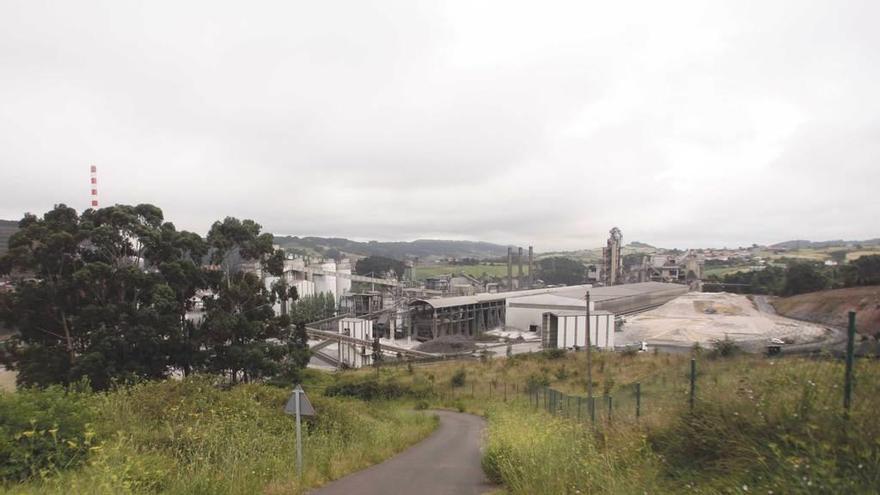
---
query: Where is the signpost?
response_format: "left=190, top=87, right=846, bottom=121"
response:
left=284, top=385, right=315, bottom=477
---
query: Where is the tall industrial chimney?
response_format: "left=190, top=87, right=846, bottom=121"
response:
left=89, top=165, right=98, bottom=208
left=528, top=246, right=534, bottom=288
left=507, top=247, right=513, bottom=290
left=517, top=247, right=524, bottom=289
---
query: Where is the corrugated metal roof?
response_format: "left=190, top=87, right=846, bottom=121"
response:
left=410, top=282, right=685, bottom=310
left=409, top=284, right=593, bottom=309
left=544, top=309, right=614, bottom=317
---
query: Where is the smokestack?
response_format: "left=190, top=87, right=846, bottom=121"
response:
left=528, top=246, right=534, bottom=288
left=507, top=247, right=513, bottom=290
left=518, top=247, right=524, bottom=289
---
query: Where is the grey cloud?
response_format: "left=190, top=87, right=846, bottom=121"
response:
left=0, top=1, right=878, bottom=251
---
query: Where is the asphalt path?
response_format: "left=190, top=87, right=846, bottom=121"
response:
left=310, top=410, right=495, bottom=495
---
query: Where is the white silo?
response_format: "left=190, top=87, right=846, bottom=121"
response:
left=314, top=260, right=338, bottom=298
left=336, top=259, right=352, bottom=298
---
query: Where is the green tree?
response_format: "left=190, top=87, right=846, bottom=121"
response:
left=202, top=218, right=284, bottom=383
left=0, top=204, right=198, bottom=389
left=849, top=255, right=880, bottom=286
left=783, top=262, right=828, bottom=296
left=536, top=257, right=586, bottom=285
left=200, top=271, right=283, bottom=383
left=829, top=250, right=849, bottom=264
left=354, top=256, right=406, bottom=280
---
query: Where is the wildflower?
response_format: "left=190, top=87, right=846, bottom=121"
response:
left=743, top=485, right=748, bottom=491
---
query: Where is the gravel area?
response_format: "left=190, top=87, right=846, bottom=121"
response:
left=618, top=292, right=827, bottom=346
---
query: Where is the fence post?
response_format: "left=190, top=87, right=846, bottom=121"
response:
left=844, top=311, right=857, bottom=415
left=577, top=397, right=582, bottom=421
left=567, top=396, right=572, bottom=417
left=607, top=395, right=612, bottom=422
left=590, top=396, right=596, bottom=424
left=689, top=358, right=696, bottom=412
left=636, top=382, right=641, bottom=420
left=504, top=383, right=507, bottom=402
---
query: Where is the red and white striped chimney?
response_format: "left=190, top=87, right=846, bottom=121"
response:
left=90, top=165, right=98, bottom=208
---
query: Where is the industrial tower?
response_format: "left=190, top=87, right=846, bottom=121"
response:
left=602, top=227, right=623, bottom=285
left=89, top=165, right=99, bottom=208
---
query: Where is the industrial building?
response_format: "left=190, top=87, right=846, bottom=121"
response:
left=408, top=282, right=686, bottom=343
left=631, top=251, right=704, bottom=290
left=541, top=311, right=615, bottom=349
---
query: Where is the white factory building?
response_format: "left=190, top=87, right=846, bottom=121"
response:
left=410, top=282, right=687, bottom=350
left=263, top=255, right=353, bottom=315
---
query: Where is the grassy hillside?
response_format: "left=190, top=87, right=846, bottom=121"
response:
left=3, top=348, right=879, bottom=494
left=273, top=236, right=510, bottom=261
left=0, top=220, right=17, bottom=255
left=772, top=286, right=880, bottom=335
left=341, top=350, right=880, bottom=494
left=0, top=374, right=436, bottom=494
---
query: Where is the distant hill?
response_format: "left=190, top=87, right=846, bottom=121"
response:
left=628, top=241, right=655, bottom=249
left=771, top=239, right=880, bottom=249
left=0, top=219, right=18, bottom=255
left=272, top=236, right=510, bottom=261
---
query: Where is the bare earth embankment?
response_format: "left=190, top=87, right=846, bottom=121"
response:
left=771, top=285, right=880, bottom=336
left=619, top=292, right=828, bottom=347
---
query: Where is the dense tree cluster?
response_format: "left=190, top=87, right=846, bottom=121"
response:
left=537, top=257, right=586, bottom=286
left=0, top=204, right=313, bottom=389
left=705, top=255, right=880, bottom=296
left=354, top=255, right=406, bottom=280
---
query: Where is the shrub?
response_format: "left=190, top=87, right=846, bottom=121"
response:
left=554, top=365, right=569, bottom=380
left=709, top=337, right=741, bottom=358
left=543, top=348, right=566, bottom=360
left=451, top=368, right=467, bottom=388
left=601, top=376, right=616, bottom=395
left=0, top=386, right=95, bottom=481
left=414, top=400, right=429, bottom=410
left=620, top=346, right=639, bottom=358
left=324, top=376, right=427, bottom=400
left=525, top=372, right=550, bottom=393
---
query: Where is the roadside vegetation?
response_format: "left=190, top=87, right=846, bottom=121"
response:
left=340, top=349, right=880, bottom=494
left=0, top=374, right=436, bottom=494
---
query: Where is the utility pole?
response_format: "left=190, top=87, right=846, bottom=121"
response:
left=585, top=291, right=593, bottom=401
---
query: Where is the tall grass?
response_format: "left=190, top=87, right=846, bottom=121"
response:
left=1, top=377, right=437, bottom=495
left=467, top=353, right=880, bottom=494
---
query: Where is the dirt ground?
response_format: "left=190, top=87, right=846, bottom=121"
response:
left=771, top=285, right=880, bottom=336
left=619, top=292, right=827, bottom=346
left=0, top=368, right=15, bottom=392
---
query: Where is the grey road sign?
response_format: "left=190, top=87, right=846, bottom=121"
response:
left=284, top=385, right=315, bottom=416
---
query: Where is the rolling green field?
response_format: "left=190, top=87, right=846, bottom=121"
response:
left=755, top=246, right=880, bottom=262
left=414, top=263, right=510, bottom=280
left=703, top=265, right=754, bottom=277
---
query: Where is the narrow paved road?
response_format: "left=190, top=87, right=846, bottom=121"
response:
left=310, top=410, right=495, bottom=495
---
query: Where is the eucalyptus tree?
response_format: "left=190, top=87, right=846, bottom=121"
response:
left=0, top=204, right=200, bottom=389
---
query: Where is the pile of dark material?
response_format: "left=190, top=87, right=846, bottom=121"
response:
left=415, top=335, right=477, bottom=354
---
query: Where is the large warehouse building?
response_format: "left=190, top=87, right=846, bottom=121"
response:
left=408, top=282, right=687, bottom=344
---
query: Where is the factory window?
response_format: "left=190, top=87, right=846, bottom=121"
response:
left=529, top=325, right=538, bottom=332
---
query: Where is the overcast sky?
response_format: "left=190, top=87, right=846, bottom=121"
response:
left=1, top=1, right=878, bottom=250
